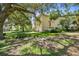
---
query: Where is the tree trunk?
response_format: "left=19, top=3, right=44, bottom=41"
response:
left=0, top=21, right=4, bottom=39
left=76, top=16, right=79, bottom=30
left=0, top=4, right=12, bottom=39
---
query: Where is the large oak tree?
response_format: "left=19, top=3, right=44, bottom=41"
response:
left=0, top=3, right=34, bottom=39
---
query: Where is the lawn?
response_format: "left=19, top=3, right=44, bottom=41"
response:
left=4, top=31, right=59, bottom=39
left=0, top=31, right=78, bottom=56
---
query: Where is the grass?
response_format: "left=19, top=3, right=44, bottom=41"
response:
left=0, top=40, right=7, bottom=48
left=20, top=44, right=51, bottom=55
left=0, top=38, right=76, bottom=56
left=58, top=40, right=75, bottom=46
left=0, top=31, right=77, bottom=56
left=19, top=39, right=75, bottom=56
left=4, top=31, right=59, bottom=39
left=0, top=40, right=11, bottom=55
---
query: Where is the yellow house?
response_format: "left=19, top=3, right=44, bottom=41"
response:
left=35, top=14, right=54, bottom=32
left=34, top=14, right=78, bottom=32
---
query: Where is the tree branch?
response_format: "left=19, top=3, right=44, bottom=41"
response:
left=11, top=4, right=35, bottom=14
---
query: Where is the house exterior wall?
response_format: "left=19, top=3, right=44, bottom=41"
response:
left=35, top=15, right=70, bottom=32
left=35, top=14, right=50, bottom=32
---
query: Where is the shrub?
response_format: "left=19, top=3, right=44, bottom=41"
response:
left=44, top=27, right=62, bottom=33
left=51, top=27, right=62, bottom=33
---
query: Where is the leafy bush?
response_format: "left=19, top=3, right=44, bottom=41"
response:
left=50, top=27, right=62, bottom=33
left=44, top=27, right=62, bottom=33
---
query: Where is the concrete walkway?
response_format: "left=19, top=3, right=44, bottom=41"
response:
left=63, top=32, right=79, bottom=36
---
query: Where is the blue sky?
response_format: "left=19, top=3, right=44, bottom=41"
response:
left=70, top=6, right=79, bottom=12
left=36, top=4, right=79, bottom=15
left=50, top=4, right=79, bottom=15
left=34, top=4, right=79, bottom=17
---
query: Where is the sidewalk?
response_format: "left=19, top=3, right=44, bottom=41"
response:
left=63, top=32, right=79, bottom=36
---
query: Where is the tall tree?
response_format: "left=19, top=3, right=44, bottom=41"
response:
left=0, top=3, right=34, bottom=39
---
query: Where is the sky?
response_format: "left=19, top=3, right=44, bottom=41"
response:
left=35, top=4, right=79, bottom=16
left=70, top=6, right=79, bottom=12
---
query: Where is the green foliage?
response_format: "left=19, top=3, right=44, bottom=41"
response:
left=44, top=27, right=63, bottom=33
left=0, top=47, right=9, bottom=55
left=0, top=40, right=7, bottom=48
left=20, top=44, right=51, bottom=55
left=50, top=28, right=63, bottom=33
left=59, top=17, right=78, bottom=32
left=0, top=37, right=76, bottom=56
left=19, top=39, right=75, bottom=56
left=4, top=31, right=59, bottom=39
left=58, top=40, right=75, bottom=46
left=0, top=40, right=10, bottom=55
left=49, top=12, right=59, bottom=20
